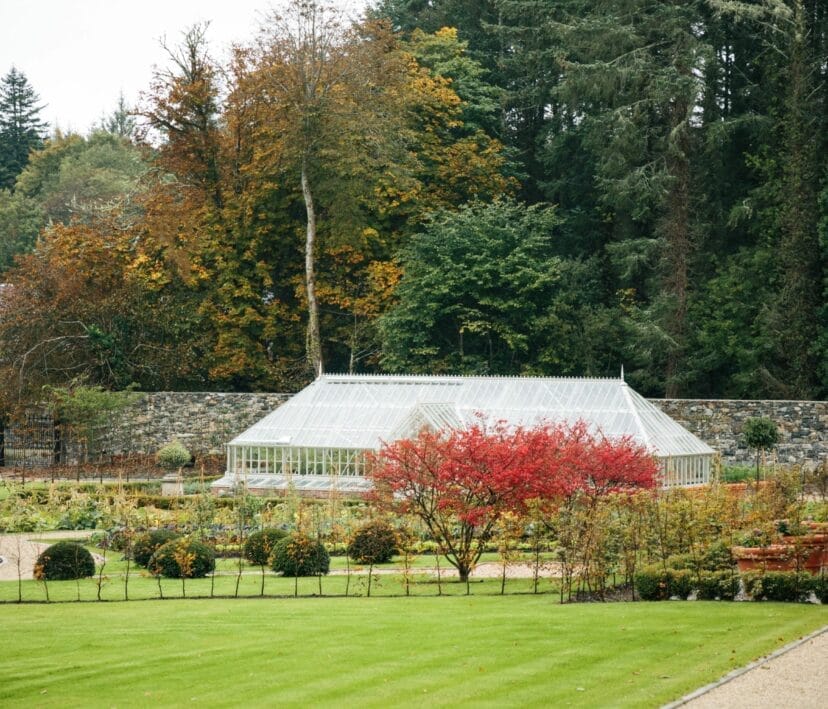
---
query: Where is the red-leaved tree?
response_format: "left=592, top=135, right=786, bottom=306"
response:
left=369, top=420, right=659, bottom=582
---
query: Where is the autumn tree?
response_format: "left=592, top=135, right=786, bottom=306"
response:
left=0, top=130, right=148, bottom=274
left=141, top=23, right=224, bottom=209
left=0, top=220, right=203, bottom=409
left=369, top=421, right=658, bottom=582
left=240, top=1, right=417, bottom=379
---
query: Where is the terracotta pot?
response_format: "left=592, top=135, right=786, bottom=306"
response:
left=732, top=538, right=827, bottom=574
left=722, top=481, right=770, bottom=497
left=732, top=545, right=796, bottom=572
left=779, top=534, right=828, bottom=572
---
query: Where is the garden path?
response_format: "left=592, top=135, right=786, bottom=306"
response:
left=675, top=626, right=827, bottom=708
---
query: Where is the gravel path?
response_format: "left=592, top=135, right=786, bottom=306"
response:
left=672, top=627, right=828, bottom=709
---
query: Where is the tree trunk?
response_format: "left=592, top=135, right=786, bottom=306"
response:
left=662, top=102, right=691, bottom=398
left=301, top=156, right=323, bottom=379
left=776, top=2, right=820, bottom=398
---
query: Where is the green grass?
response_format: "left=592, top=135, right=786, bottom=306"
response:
left=719, top=465, right=758, bottom=483
left=0, top=598, right=824, bottom=708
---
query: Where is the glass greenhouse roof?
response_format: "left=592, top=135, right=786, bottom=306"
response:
left=229, top=375, right=714, bottom=459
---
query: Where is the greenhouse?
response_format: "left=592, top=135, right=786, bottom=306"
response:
left=212, top=374, right=715, bottom=495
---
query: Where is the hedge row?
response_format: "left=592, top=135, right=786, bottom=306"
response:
left=635, top=567, right=827, bottom=603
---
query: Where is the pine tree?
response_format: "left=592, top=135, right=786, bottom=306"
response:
left=100, top=92, right=137, bottom=140
left=0, top=67, right=47, bottom=190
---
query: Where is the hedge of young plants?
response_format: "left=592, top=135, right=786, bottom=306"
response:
left=634, top=568, right=821, bottom=603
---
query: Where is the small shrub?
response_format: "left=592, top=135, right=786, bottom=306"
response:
left=34, top=541, right=95, bottom=581
left=244, top=528, right=289, bottom=566
left=348, top=521, right=398, bottom=564
left=703, top=542, right=735, bottom=572
left=664, top=553, right=697, bottom=572
left=635, top=566, right=692, bottom=600
left=669, top=569, right=693, bottom=600
left=635, top=566, right=671, bottom=601
left=696, top=571, right=740, bottom=600
left=156, top=441, right=192, bottom=471
left=812, top=575, right=828, bottom=604
left=743, top=571, right=812, bottom=602
left=271, top=534, right=330, bottom=577
left=108, top=528, right=133, bottom=552
left=92, top=527, right=132, bottom=551
left=132, top=529, right=181, bottom=567
left=148, top=538, right=216, bottom=578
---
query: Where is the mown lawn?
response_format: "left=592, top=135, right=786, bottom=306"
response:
left=0, top=597, right=825, bottom=708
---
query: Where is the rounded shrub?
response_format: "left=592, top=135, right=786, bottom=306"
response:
left=92, top=527, right=132, bottom=552
left=148, top=538, right=216, bottom=578
left=34, top=541, right=95, bottom=581
left=244, top=528, right=289, bottom=566
left=156, top=441, right=192, bottom=470
left=348, top=521, right=398, bottom=565
left=664, top=553, right=696, bottom=572
left=271, top=533, right=330, bottom=577
left=132, top=529, right=181, bottom=567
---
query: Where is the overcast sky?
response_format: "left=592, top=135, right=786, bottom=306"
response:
left=0, top=0, right=369, bottom=135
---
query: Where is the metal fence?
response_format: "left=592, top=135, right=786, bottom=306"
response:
left=0, top=411, right=135, bottom=469
left=0, top=412, right=59, bottom=468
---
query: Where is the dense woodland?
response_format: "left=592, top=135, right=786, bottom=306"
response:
left=0, top=0, right=825, bottom=408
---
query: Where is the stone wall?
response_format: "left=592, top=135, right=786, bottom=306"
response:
left=651, top=399, right=827, bottom=466
left=108, top=393, right=825, bottom=466
left=92, top=393, right=827, bottom=466
left=114, top=392, right=290, bottom=456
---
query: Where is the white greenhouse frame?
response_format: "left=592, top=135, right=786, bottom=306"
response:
left=215, top=374, right=715, bottom=494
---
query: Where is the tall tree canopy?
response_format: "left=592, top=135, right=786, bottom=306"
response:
left=372, top=0, right=828, bottom=400
left=0, top=67, right=47, bottom=190
left=1, top=1, right=825, bottom=401
left=0, top=130, right=147, bottom=273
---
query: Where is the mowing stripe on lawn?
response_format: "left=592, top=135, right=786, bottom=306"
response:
left=0, top=597, right=825, bottom=708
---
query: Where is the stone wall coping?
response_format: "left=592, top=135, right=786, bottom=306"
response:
left=132, top=392, right=824, bottom=404
left=652, top=398, right=825, bottom=405
left=134, top=391, right=294, bottom=396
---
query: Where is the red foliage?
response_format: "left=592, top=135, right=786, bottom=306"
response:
left=368, top=420, right=658, bottom=580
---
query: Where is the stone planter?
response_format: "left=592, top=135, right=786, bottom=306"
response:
left=161, top=473, right=183, bottom=497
